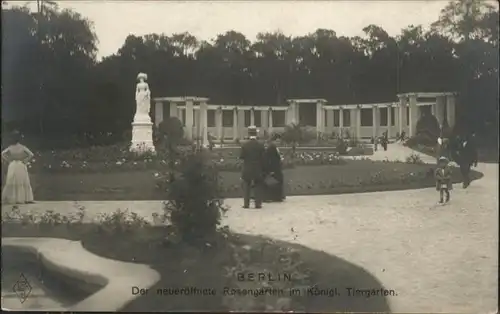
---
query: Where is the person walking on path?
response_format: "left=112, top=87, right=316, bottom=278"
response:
left=381, top=131, right=389, bottom=151
left=239, top=126, right=266, bottom=209
left=460, top=133, right=479, bottom=188
left=435, top=156, right=452, bottom=204
left=1, top=131, right=35, bottom=204
left=450, top=133, right=479, bottom=188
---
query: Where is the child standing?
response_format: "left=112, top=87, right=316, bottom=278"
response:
left=435, top=156, right=452, bottom=204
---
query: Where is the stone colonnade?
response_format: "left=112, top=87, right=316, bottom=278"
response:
left=152, top=92, right=456, bottom=143
left=397, top=92, right=456, bottom=137
left=153, top=97, right=292, bottom=143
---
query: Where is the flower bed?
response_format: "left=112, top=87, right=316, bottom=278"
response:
left=21, top=160, right=483, bottom=201
left=22, top=146, right=347, bottom=174
left=2, top=207, right=391, bottom=312
left=13, top=140, right=378, bottom=175
left=404, top=142, right=438, bottom=158
left=210, top=150, right=346, bottom=172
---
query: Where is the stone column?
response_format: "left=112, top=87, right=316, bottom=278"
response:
left=261, top=109, right=268, bottom=130
left=387, top=106, right=392, bottom=137
left=294, top=101, right=300, bottom=123
left=435, top=95, right=446, bottom=128
left=408, top=94, right=418, bottom=137
left=193, top=108, right=199, bottom=128
left=200, top=100, right=209, bottom=147
left=233, top=108, right=239, bottom=140
left=268, top=108, right=273, bottom=135
left=372, top=106, right=378, bottom=138
left=339, top=107, right=344, bottom=137
left=395, top=104, right=400, bottom=134
left=216, top=107, right=223, bottom=141
left=238, top=108, right=245, bottom=138
left=350, top=109, right=356, bottom=136
left=323, top=109, right=330, bottom=133
left=398, top=97, right=406, bottom=135
left=177, top=107, right=183, bottom=122
left=170, top=102, right=177, bottom=118
left=250, top=107, right=255, bottom=126
left=446, top=94, right=456, bottom=129
left=317, top=101, right=325, bottom=134
left=185, top=99, right=194, bottom=140
left=356, top=106, right=362, bottom=139
left=154, top=101, right=163, bottom=127
left=287, top=101, right=297, bottom=125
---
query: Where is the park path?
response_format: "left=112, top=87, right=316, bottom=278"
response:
left=2, top=144, right=498, bottom=313
left=224, top=144, right=498, bottom=313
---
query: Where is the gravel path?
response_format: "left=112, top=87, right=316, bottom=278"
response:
left=3, top=144, right=497, bottom=313
left=224, top=145, right=498, bottom=313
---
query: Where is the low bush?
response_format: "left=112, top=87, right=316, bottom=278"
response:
left=162, top=149, right=228, bottom=244
left=406, top=153, right=424, bottom=164
left=158, top=117, right=184, bottom=146
left=336, top=140, right=348, bottom=155
left=347, top=145, right=374, bottom=156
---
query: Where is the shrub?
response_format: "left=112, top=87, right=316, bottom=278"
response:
left=342, top=128, right=351, bottom=139
left=162, top=149, right=228, bottom=244
left=406, top=153, right=424, bottom=164
left=348, top=137, right=359, bottom=148
left=281, top=124, right=319, bottom=149
left=158, top=117, right=185, bottom=147
left=410, top=112, right=441, bottom=148
left=336, top=140, right=348, bottom=155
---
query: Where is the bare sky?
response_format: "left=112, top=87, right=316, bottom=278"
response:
left=14, top=1, right=452, bottom=60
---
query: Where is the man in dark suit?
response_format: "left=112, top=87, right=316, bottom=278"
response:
left=240, top=126, right=265, bottom=209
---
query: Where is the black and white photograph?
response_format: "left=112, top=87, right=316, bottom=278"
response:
left=1, top=0, right=498, bottom=312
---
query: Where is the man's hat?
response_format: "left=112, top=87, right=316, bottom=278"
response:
left=438, top=156, right=449, bottom=162
left=248, top=125, right=257, bottom=138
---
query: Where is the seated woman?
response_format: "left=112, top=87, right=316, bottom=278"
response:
left=263, top=137, right=285, bottom=202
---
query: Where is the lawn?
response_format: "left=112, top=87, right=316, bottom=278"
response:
left=16, top=160, right=482, bottom=201
left=2, top=209, right=392, bottom=312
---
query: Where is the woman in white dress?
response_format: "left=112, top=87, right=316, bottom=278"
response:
left=1, top=131, right=35, bottom=204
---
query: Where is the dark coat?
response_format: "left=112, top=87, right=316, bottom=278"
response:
left=435, top=166, right=453, bottom=190
left=240, top=139, right=266, bottom=181
left=451, top=135, right=478, bottom=166
left=264, top=144, right=282, bottom=174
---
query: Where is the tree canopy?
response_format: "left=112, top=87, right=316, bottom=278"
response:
left=2, top=0, right=498, bottom=144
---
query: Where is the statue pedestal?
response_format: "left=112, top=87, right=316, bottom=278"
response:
left=130, top=120, right=155, bottom=154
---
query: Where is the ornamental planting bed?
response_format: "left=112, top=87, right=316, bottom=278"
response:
left=21, top=145, right=348, bottom=174
left=16, top=142, right=373, bottom=174
left=2, top=208, right=391, bottom=312
left=18, top=160, right=482, bottom=201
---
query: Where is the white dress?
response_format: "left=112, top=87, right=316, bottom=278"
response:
left=1, top=144, right=34, bottom=204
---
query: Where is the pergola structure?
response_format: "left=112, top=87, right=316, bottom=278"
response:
left=152, top=92, right=456, bottom=143
left=396, top=92, right=456, bottom=137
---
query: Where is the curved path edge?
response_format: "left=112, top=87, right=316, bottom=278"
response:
left=2, top=237, right=161, bottom=311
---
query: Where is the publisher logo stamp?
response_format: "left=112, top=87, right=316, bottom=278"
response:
left=12, top=273, right=32, bottom=304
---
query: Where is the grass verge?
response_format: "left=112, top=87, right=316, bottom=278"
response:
left=2, top=219, right=391, bottom=312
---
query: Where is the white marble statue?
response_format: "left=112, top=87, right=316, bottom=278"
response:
left=130, top=72, right=155, bottom=153
left=134, top=73, right=151, bottom=122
